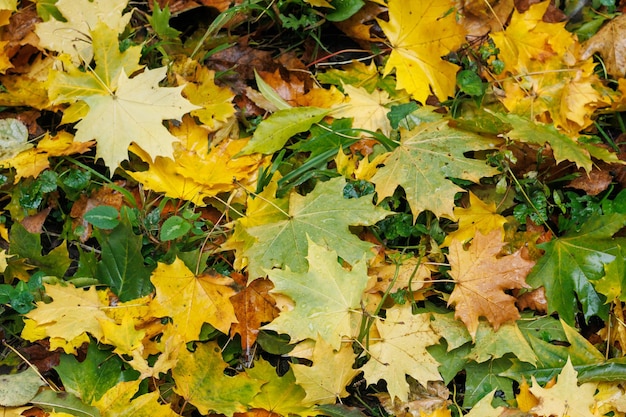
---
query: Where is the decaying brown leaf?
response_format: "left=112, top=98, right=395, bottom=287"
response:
left=582, top=13, right=626, bottom=78
left=567, top=169, right=613, bottom=195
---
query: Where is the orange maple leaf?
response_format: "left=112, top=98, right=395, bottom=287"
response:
left=447, top=229, right=535, bottom=339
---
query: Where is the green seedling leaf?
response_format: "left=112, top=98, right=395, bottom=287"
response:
left=94, top=208, right=154, bottom=302
left=84, top=205, right=120, bottom=229
left=55, top=343, right=125, bottom=404
left=326, top=0, right=365, bottom=21
left=160, top=215, right=192, bottom=241
left=0, top=367, right=45, bottom=407
left=148, top=1, right=181, bottom=39
left=31, top=390, right=100, bottom=417
left=457, top=69, right=485, bottom=97
left=316, top=404, right=369, bottom=417
left=238, top=107, right=330, bottom=156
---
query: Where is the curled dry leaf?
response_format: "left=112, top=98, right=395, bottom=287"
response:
left=567, top=169, right=613, bottom=195
left=582, top=14, right=626, bottom=78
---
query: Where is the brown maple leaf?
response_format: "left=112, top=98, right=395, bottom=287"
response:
left=230, top=278, right=279, bottom=360
left=447, top=229, right=535, bottom=339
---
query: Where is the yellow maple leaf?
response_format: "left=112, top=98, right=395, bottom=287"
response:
left=35, top=0, right=131, bottom=64
left=49, top=23, right=199, bottom=172
left=331, top=84, right=392, bottom=136
left=361, top=305, right=441, bottom=403
left=129, top=117, right=266, bottom=205
left=0, top=55, right=52, bottom=109
left=379, top=0, right=466, bottom=103
left=489, top=1, right=554, bottom=72
left=93, top=380, right=179, bottom=417
left=529, top=358, right=597, bottom=417
left=292, top=337, right=360, bottom=406
left=442, top=192, right=507, bottom=247
left=447, top=229, right=534, bottom=339
left=98, top=315, right=146, bottom=356
left=23, top=283, right=114, bottom=345
left=127, top=326, right=183, bottom=379
left=180, top=63, right=236, bottom=130
left=149, top=257, right=237, bottom=341
left=490, top=2, right=611, bottom=133
left=516, top=378, right=539, bottom=412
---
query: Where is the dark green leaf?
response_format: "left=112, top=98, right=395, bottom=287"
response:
left=160, top=215, right=192, bottom=241
left=94, top=209, right=154, bottom=301
left=55, top=343, right=124, bottom=404
left=84, top=206, right=120, bottom=229
left=326, top=0, right=365, bottom=21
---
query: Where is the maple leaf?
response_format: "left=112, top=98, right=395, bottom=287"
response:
left=180, top=63, right=236, bottom=130
left=35, top=0, right=131, bottom=64
left=529, top=358, right=597, bottom=417
left=361, top=305, right=441, bottom=403
left=230, top=278, right=279, bottom=355
left=378, top=0, right=466, bottom=103
left=488, top=1, right=554, bottom=73
left=442, top=192, right=507, bottom=247
left=149, top=257, right=237, bottom=341
left=98, top=315, right=145, bottom=357
left=23, top=283, right=114, bottom=344
left=92, top=380, right=178, bottom=417
left=447, top=229, right=535, bottom=339
left=247, top=358, right=314, bottom=416
left=463, top=390, right=505, bottom=417
left=172, top=342, right=263, bottom=416
left=370, top=116, right=500, bottom=219
left=262, top=239, right=369, bottom=349
left=129, top=117, right=266, bottom=205
left=49, top=23, right=199, bottom=172
left=331, top=84, right=392, bottom=136
left=489, top=2, right=612, bottom=134
left=493, top=113, right=595, bottom=171
left=237, top=177, right=392, bottom=278
left=291, top=337, right=360, bottom=405
left=467, top=321, right=537, bottom=366
left=527, top=213, right=626, bottom=325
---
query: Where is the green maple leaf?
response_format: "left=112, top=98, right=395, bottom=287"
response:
left=49, top=22, right=199, bottom=171
left=594, top=244, right=626, bottom=302
left=370, top=117, right=500, bottom=219
left=247, top=358, right=314, bottom=416
left=263, top=239, right=369, bottom=349
left=466, top=321, right=537, bottom=366
left=242, top=177, right=392, bottom=278
left=494, top=113, right=596, bottom=171
left=172, top=342, right=262, bottom=416
left=527, top=213, right=626, bottom=326
left=55, top=343, right=124, bottom=404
